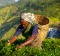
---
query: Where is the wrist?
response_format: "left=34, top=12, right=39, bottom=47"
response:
left=20, top=43, right=24, bottom=46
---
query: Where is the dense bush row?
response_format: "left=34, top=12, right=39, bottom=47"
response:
left=0, top=38, right=60, bottom=56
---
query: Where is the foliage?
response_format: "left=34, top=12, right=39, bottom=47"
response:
left=0, top=5, right=18, bottom=26
left=49, top=17, right=60, bottom=27
left=0, top=38, right=60, bottom=56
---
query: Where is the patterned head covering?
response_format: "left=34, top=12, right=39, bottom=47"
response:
left=21, top=13, right=35, bottom=24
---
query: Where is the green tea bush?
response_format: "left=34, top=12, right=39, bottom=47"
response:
left=0, top=38, right=60, bottom=56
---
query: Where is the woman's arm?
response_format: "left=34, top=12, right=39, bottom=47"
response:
left=17, top=34, right=37, bottom=49
left=10, top=36, right=17, bottom=44
left=5, top=25, right=24, bottom=45
left=5, top=36, right=18, bottom=45
left=17, top=24, right=38, bottom=49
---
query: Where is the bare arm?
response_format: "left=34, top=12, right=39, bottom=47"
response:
left=10, top=36, right=17, bottom=44
left=17, top=34, right=37, bottom=48
left=5, top=36, right=18, bottom=45
left=5, top=25, right=24, bottom=45
left=17, top=24, right=38, bottom=49
left=9, top=25, right=24, bottom=44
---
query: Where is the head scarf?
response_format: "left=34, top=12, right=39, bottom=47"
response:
left=21, top=13, right=35, bottom=24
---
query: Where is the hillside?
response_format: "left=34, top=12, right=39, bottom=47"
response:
left=0, top=0, right=60, bottom=40
left=0, top=0, right=16, bottom=7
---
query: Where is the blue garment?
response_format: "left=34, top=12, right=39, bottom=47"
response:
left=47, top=28, right=60, bottom=38
left=14, top=24, right=38, bottom=37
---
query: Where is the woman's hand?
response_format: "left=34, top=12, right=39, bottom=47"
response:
left=16, top=44, right=23, bottom=49
left=5, top=42, right=8, bottom=45
left=5, top=41, right=11, bottom=46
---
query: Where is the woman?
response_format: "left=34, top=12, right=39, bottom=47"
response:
left=5, top=13, right=39, bottom=49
